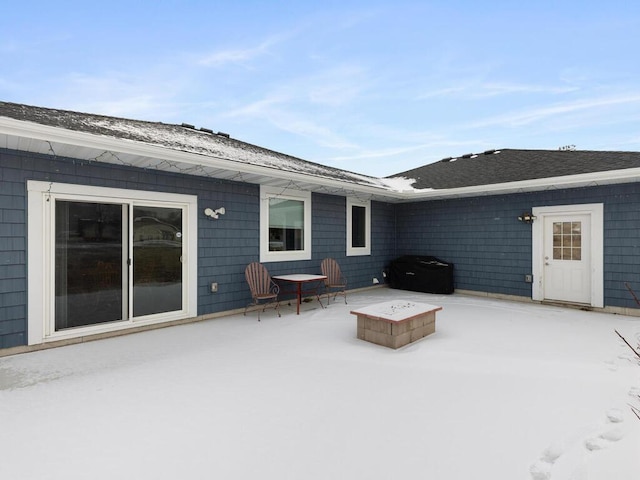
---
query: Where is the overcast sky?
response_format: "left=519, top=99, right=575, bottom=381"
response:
left=2, top=0, right=639, bottom=177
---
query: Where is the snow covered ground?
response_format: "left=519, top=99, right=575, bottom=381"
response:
left=1, top=288, right=639, bottom=480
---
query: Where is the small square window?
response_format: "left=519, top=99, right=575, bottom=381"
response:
left=268, top=198, right=304, bottom=252
left=260, top=186, right=311, bottom=262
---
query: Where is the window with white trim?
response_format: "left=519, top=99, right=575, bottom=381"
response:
left=260, top=186, right=312, bottom=262
left=347, top=198, right=371, bottom=256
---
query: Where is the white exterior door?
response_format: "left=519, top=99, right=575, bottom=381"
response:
left=532, top=204, right=603, bottom=308
left=542, top=214, right=591, bottom=304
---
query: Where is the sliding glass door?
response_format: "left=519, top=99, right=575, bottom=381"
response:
left=54, top=200, right=185, bottom=332
left=132, top=206, right=183, bottom=317
left=28, top=181, right=198, bottom=345
left=55, top=201, right=126, bottom=330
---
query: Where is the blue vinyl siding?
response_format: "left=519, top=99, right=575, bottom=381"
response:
left=0, top=153, right=29, bottom=348
left=256, top=194, right=396, bottom=303
left=2, top=144, right=640, bottom=351
left=395, top=195, right=534, bottom=297
left=0, top=148, right=396, bottom=349
left=396, top=183, right=640, bottom=309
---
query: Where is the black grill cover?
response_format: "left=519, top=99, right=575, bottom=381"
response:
left=388, top=255, right=454, bottom=294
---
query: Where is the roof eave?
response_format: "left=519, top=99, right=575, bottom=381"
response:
left=395, top=169, right=640, bottom=201
left=3, top=116, right=640, bottom=203
left=0, top=117, right=399, bottom=202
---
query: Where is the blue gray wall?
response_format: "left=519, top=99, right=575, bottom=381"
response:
left=262, top=194, right=397, bottom=303
left=200, top=191, right=397, bottom=313
left=395, top=183, right=640, bottom=309
left=0, top=148, right=396, bottom=349
left=3, top=145, right=640, bottom=351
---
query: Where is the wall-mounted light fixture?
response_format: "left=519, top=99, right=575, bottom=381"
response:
left=204, top=207, right=226, bottom=219
left=517, top=212, right=536, bottom=224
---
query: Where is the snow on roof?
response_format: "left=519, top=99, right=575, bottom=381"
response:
left=390, top=148, right=640, bottom=190
left=0, top=101, right=395, bottom=193
left=378, top=176, right=424, bottom=192
left=4, top=101, right=640, bottom=201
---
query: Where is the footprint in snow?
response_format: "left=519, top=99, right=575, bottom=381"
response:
left=530, top=408, right=626, bottom=479
left=605, top=408, right=624, bottom=423
left=529, top=441, right=565, bottom=480
left=529, top=459, right=552, bottom=480
left=584, top=408, right=626, bottom=451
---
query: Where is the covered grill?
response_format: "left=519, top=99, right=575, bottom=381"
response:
left=388, top=255, right=454, bottom=294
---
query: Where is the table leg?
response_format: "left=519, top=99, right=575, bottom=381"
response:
left=296, top=282, right=302, bottom=314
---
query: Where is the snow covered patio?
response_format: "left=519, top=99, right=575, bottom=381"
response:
left=1, top=288, right=639, bottom=480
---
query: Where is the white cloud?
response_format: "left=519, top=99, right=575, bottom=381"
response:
left=224, top=94, right=289, bottom=118
left=45, top=71, right=190, bottom=121
left=417, top=81, right=577, bottom=100
left=218, top=62, right=374, bottom=150
left=224, top=94, right=357, bottom=150
left=475, top=82, right=578, bottom=97
left=322, top=137, right=485, bottom=176
left=274, top=115, right=358, bottom=150
left=468, top=92, right=640, bottom=128
left=307, top=65, right=367, bottom=107
left=196, top=33, right=290, bottom=68
left=329, top=144, right=426, bottom=162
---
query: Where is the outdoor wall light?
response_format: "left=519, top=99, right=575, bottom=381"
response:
left=518, top=212, right=536, bottom=224
left=204, top=207, right=226, bottom=219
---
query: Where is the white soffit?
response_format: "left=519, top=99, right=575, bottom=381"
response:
left=0, top=117, right=399, bottom=202
left=2, top=116, right=640, bottom=203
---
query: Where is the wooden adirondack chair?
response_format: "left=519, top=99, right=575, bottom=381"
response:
left=320, top=258, right=347, bottom=304
left=244, top=262, right=281, bottom=320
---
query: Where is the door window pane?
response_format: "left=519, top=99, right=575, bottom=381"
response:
left=133, top=206, right=183, bottom=317
left=55, top=201, right=124, bottom=330
left=552, top=221, right=582, bottom=261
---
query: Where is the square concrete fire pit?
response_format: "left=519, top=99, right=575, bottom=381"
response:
left=351, top=301, right=442, bottom=349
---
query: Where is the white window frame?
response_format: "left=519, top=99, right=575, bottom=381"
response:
left=27, top=181, right=198, bottom=345
left=346, top=198, right=371, bottom=256
left=260, top=185, right=312, bottom=262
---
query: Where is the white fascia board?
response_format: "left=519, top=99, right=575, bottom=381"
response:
left=0, top=117, right=396, bottom=200
left=395, top=168, right=640, bottom=201
left=4, top=116, right=640, bottom=202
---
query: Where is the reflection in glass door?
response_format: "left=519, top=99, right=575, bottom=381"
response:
left=55, top=201, right=125, bottom=330
left=54, top=201, right=184, bottom=331
left=132, top=206, right=183, bottom=317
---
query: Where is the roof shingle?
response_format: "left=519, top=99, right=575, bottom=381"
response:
left=389, top=148, right=640, bottom=189
left=0, top=101, right=386, bottom=189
